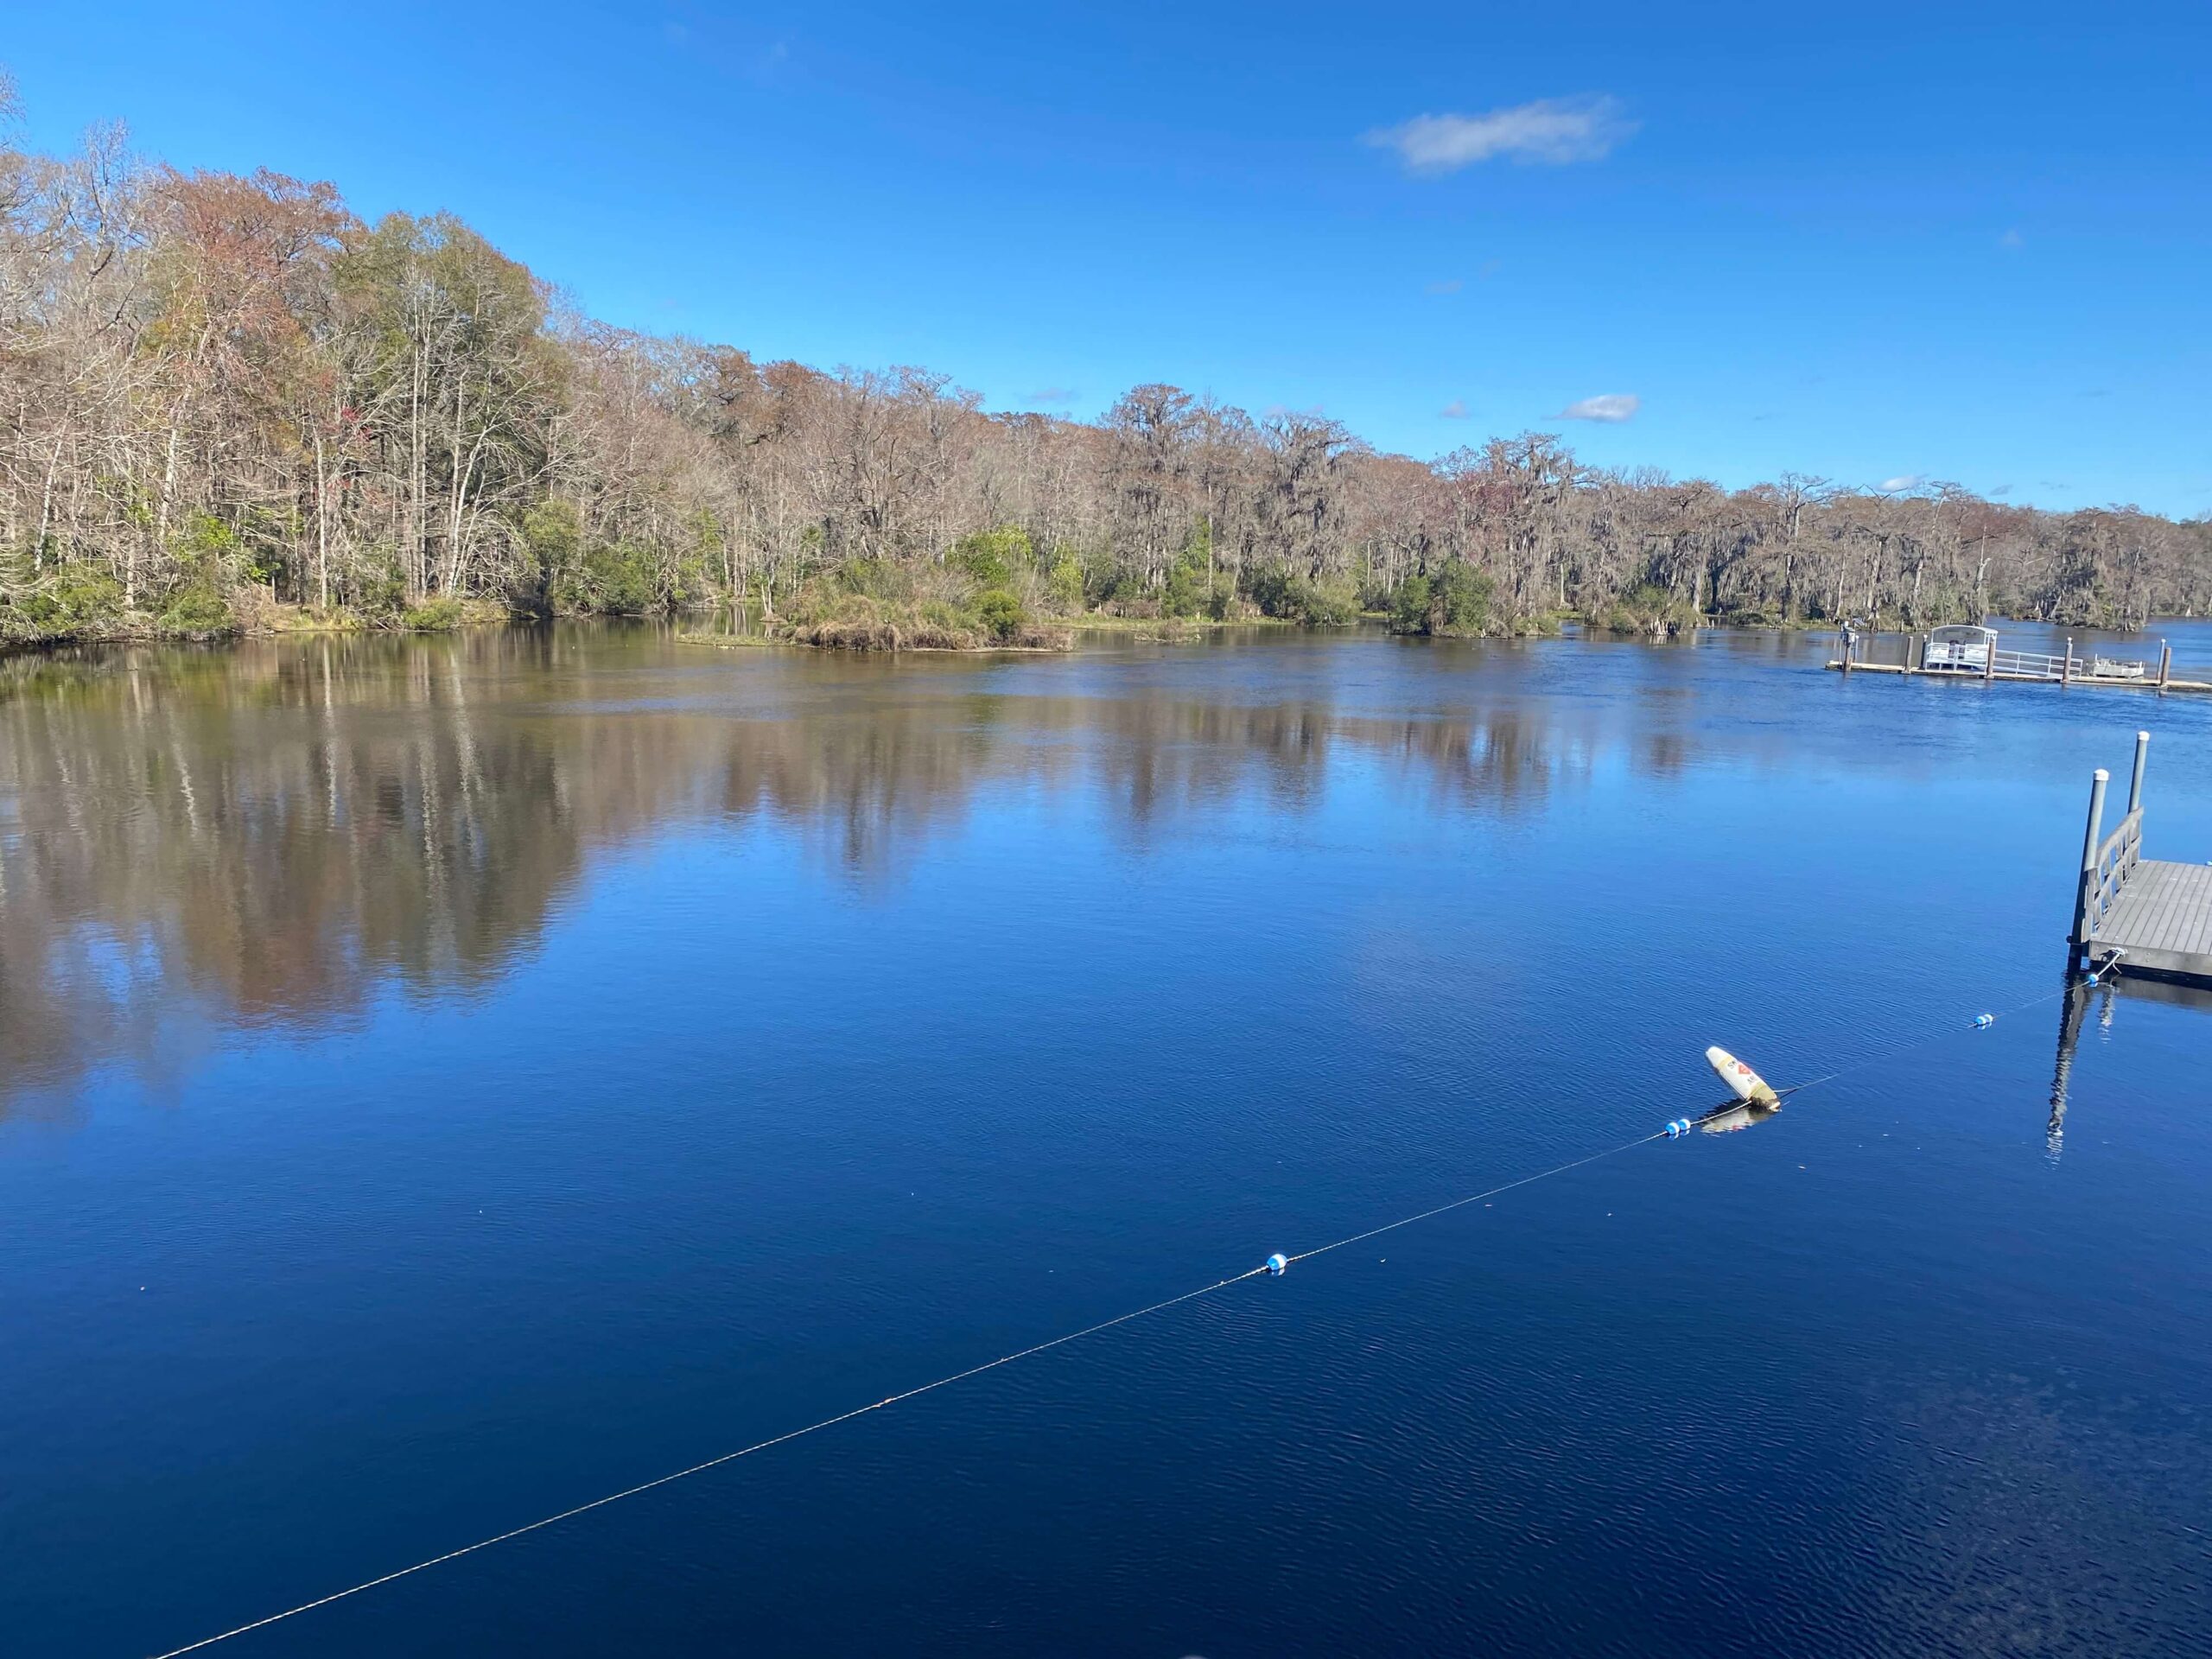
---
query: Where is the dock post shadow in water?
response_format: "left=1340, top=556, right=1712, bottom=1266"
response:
left=2048, top=967, right=2212, bottom=1164
left=2048, top=972, right=2103, bottom=1163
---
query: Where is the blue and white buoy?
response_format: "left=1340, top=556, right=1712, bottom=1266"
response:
left=1973, top=1013, right=1995, bottom=1028
left=1265, top=1253, right=1287, bottom=1276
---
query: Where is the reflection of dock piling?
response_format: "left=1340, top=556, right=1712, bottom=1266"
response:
left=2071, top=733, right=2212, bottom=985
left=2050, top=969, right=2212, bottom=1160
left=1829, top=626, right=2209, bottom=694
left=2048, top=975, right=2098, bottom=1162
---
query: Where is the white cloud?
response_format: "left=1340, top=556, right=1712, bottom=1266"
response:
left=1560, top=393, right=1639, bottom=423
left=1999, top=228, right=2024, bottom=251
left=1425, top=277, right=1464, bottom=295
left=1369, top=95, right=1636, bottom=173
left=1022, top=386, right=1077, bottom=406
left=1440, top=398, right=1471, bottom=418
left=1878, top=474, right=1925, bottom=493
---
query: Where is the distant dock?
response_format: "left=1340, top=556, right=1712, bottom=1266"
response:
left=1827, top=625, right=2210, bottom=694
left=2073, top=732, right=2212, bottom=986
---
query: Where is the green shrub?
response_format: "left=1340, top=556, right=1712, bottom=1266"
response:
left=1390, top=563, right=1492, bottom=636
left=1161, top=561, right=1203, bottom=618
left=950, top=525, right=1033, bottom=588
left=13, top=564, right=125, bottom=638
left=976, top=587, right=1025, bottom=640
left=1595, top=582, right=1694, bottom=636
left=176, top=512, right=243, bottom=567
left=579, top=542, right=656, bottom=614
left=1249, top=566, right=1357, bottom=626
left=156, top=584, right=238, bottom=638
left=522, top=499, right=583, bottom=611
left=1046, top=553, right=1085, bottom=614
left=401, top=596, right=468, bottom=631
left=1432, top=561, right=1491, bottom=634
left=1389, top=574, right=1433, bottom=634
left=1164, top=540, right=1243, bottom=620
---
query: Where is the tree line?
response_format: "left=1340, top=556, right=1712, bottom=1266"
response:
left=3, top=80, right=2205, bottom=645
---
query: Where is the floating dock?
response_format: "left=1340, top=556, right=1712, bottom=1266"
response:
left=2073, top=733, right=2212, bottom=985
left=1827, top=626, right=2210, bottom=694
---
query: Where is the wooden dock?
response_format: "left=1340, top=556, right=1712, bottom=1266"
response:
left=2073, top=733, right=2212, bottom=985
left=1828, top=629, right=2211, bottom=694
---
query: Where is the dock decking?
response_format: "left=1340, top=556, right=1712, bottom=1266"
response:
left=2073, top=733, right=2212, bottom=985
left=2088, top=860, right=2212, bottom=980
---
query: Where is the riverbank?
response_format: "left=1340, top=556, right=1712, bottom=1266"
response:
left=0, top=594, right=518, bottom=654
left=676, top=612, right=1302, bottom=654
left=6, top=587, right=2198, bottom=662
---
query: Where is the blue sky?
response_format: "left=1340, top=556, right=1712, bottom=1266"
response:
left=9, top=3, right=2208, bottom=515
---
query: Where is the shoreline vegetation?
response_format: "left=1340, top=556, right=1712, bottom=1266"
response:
left=3, top=74, right=2208, bottom=659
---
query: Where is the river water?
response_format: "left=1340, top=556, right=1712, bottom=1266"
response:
left=3, top=621, right=2209, bottom=1656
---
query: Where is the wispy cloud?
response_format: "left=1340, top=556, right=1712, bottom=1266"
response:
left=1878, top=474, right=1925, bottom=493
left=1989, top=484, right=2012, bottom=497
left=1369, top=95, right=1636, bottom=174
left=1999, top=228, right=2024, bottom=251
left=1561, top=393, right=1638, bottom=423
left=1440, top=398, right=1471, bottom=418
left=658, top=18, right=792, bottom=84
left=1022, top=386, right=1077, bottom=406
left=1425, top=278, right=1464, bottom=295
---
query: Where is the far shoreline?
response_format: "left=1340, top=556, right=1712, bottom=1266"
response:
left=6, top=603, right=2203, bottom=663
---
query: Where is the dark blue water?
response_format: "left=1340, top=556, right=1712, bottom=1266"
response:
left=3, top=623, right=2208, bottom=1656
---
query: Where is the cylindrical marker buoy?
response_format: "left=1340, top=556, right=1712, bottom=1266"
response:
left=1973, top=1014, right=1995, bottom=1028
left=1266, top=1253, right=1287, bottom=1275
left=1707, top=1046, right=1781, bottom=1108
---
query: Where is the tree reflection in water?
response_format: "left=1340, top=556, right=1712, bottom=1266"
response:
left=0, top=627, right=1630, bottom=1108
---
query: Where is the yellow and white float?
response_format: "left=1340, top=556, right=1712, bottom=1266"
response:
left=1705, top=1046, right=1781, bottom=1108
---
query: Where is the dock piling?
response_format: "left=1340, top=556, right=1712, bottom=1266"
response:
left=2128, top=730, right=2149, bottom=815
left=2074, top=767, right=2109, bottom=951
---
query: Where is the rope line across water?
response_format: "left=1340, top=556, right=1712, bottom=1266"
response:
left=146, top=976, right=2077, bottom=1658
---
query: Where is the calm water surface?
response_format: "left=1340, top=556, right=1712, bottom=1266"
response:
left=3, top=623, right=2209, bottom=1656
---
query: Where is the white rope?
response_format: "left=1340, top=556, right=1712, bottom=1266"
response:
left=145, top=1133, right=1672, bottom=1657
left=1288, top=1133, right=1664, bottom=1264
left=1776, top=980, right=2073, bottom=1099
left=147, top=1265, right=1265, bottom=1658
left=146, top=977, right=2075, bottom=1656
